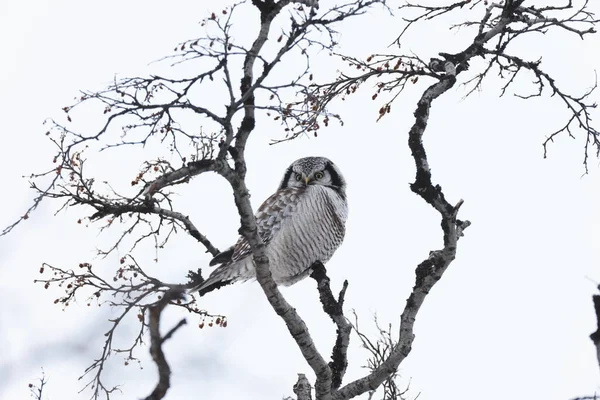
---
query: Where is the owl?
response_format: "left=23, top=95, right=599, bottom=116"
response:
left=191, top=156, right=348, bottom=296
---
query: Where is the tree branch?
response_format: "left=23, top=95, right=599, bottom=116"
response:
left=310, top=262, right=351, bottom=390
left=294, top=373, right=314, bottom=400
left=214, top=2, right=386, bottom=398
left=143, top=289, right=187, bottom=400
left=28, top=370, right=48, bottom=400
left=333, top=65, right=471, bottom=400
left=590, top=294, right=600, bottom=373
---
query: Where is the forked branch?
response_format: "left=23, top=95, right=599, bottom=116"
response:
left=143, top=289, right=187, bottom=400
left=310, top=262, right=352, bottom=390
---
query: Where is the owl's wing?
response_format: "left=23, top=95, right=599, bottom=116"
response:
left=210, top=187, right=303, bottom=265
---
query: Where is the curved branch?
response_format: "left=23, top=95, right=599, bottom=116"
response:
left=143, top=289, right=187, bottom=400
left=334, top=67, right=471, bottom=400
left=141, top=159, right=216, bottom=198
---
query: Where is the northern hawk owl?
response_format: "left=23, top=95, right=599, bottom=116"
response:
left=192, top=156, right=348, bottom=295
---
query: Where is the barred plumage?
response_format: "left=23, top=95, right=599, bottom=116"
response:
left=191, top=156, right=348, bottom=296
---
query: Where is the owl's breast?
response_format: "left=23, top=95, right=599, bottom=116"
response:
left=268, top=185, right=347, bottom=285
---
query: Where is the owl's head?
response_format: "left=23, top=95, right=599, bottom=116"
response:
left=278, top=156, right=346, bottom=194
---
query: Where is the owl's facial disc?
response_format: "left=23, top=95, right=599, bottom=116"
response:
left=279, top=157, right=345, bottom=192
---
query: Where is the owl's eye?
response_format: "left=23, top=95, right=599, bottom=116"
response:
left=294, top=173, right=303, bottom=181
left=314, top=171, right=324, bottom=180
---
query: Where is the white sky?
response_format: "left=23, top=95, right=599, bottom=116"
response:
left=1, top=1, right=599, bottom=399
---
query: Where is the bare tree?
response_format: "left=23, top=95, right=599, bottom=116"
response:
left=3, top=1, right=598, bottom=400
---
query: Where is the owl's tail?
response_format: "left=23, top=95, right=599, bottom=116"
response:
left=189, top=258, right=255, bottom=296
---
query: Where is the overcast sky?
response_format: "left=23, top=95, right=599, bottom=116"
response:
left=1, top=1, right=599, bottom=400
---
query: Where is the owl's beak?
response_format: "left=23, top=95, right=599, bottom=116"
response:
left=304, top=176, right=311, bottom=185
